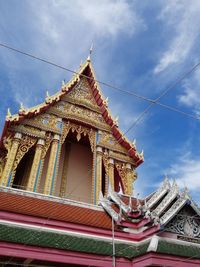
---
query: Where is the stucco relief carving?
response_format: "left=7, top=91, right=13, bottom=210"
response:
left=166, top=209, right=200, bottom=238
left=147, top=177, right=171, bottom=209
left=153, top=181, right=179, bottom=216
left=160, top=189, right=189, bottom=225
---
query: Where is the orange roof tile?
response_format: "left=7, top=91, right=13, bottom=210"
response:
left=0, top=190, right=112, bottom=229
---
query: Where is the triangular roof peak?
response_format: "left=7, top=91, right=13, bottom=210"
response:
left=1, top=58, right=144, bottom=166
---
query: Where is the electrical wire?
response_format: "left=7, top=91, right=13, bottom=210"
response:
left=122, top=58, right=200, bottom=136
left=0, top=42, right=199, bottom=124
left=1, top=42, right=200, bottom=265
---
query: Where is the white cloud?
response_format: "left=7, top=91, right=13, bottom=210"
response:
left=167, top=152, right=200, bottom=193
left=178, top=69, right=200, bottom=114
left=0, top=0, right=145, bottom=108
left=154, top=0, right=200, bottom=74
left=40, top=0, right=143, bottom=38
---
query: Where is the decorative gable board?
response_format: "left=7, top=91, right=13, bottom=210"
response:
left=165, top=206, right=200, bottom=239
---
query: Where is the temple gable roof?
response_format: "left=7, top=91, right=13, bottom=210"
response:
left=1, top=59, right=143, bottom=166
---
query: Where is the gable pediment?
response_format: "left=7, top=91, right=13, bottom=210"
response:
left=2, top=59, right=143, bottom=166
left=61, top=77, right=101, bottom=113
left=165, top=206, right=200, bottom=239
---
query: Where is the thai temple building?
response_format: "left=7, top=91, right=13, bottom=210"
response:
left=0, top=56, right=200, bottom=266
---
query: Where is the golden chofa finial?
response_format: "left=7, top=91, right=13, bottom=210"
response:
left=103, top=97, right=109, bottom=106
left=45, top=90, right=51, bottom=103
left=87, top=43, right=93, bottom=62
left=105, top=97, right=109, bottom=105
left=6, top=108, right=12, bottom=119
left=62, top=80, right=65, bottom=87
left=114, top=116, right=119, bottom=126
left=80, top=59, right=83, bottom=68
left=132, top=139, right=136, bottom=148
left=140, top=150, right=144, bottom=159
left=19, top=102, right=26, bottom=114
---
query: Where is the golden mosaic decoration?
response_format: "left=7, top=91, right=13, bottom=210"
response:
left=62, top=77, right=101, bottom=113
left=12, top=125, right=46, bottom=139
left=23, top=113, right=61, bottom=134
left=48, top=102, right=110, bottom=132
left=98, top=131, right=128, bottom=154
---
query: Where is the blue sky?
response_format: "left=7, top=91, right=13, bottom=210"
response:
left=0, top=0, right=200, bottom=201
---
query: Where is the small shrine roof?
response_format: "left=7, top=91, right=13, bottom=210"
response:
left=100, top=178, right=200, bottom=237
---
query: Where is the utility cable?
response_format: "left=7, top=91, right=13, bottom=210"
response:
left=0, top=42, right=199, bottom=123
left=123, top=59, right=200, bottom=136
left=1, top=42, right=200, bottom=264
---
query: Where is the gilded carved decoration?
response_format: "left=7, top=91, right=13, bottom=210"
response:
left=102, top=150, right=109, bottom=175
left=91, top=131, right=97, bottom=204
left=95, top=147, right=103, bottom=204
left=115, top=162, right=137, bottom=196
left=61, top=121, right=71, bottom=145
left=109, top=150, right=136, bottom=166
left=126, top=167, right=137, bottom=195
left=27, top=140, right=44, bottom=192
left=62, top=77, right=101, bottom=113
left=87, top=129, right=96, bottom=153
left=10, top=135, right=37, bottom=186
left=43, top=135, right=60, bottom=195
left=1, top=133, right=22, bottom=186
left=41, top=133, right=53, bottom=159
left=3, top=135, right=12, bottom=159
left=98, top=131, right=128, bottom=155
left=0, top=155, right=6, bottom=178
left=102, top=150, right=109, bottom=195
left=48, top=102, right=110, bottom=132
left=12, top=125, right=46, bottom=139
left=33, top=133, right=53, bottom=192
left=12, top=135, right=37, bottom=172
left=23, top=113, right=61, bottom=134
left=115, top=162, right=127, bottom=192
left=60, top=121, right=97, bottom=200
left=108, top=158, right=115, bottom=191
left=59, top=145, right=70, bottom=198
left=61, top=121, right=96, bottom=152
